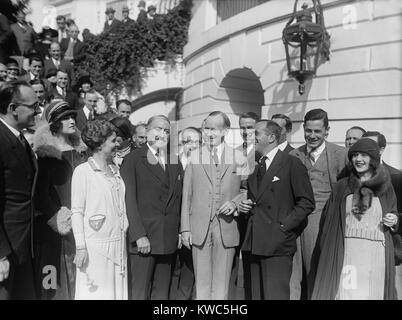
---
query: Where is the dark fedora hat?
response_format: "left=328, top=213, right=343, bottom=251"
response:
left=147, top=5, right=157, bottom=13
left=105, top=7, right=116, bottom=14
left=39, top=26, right=58, bottom=39
left=122, top=5, right=129, bottom=12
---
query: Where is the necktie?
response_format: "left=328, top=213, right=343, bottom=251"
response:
left=308, top=148, right=316, bottom=165
left=88, top=110, right=94, bottom=121
left=257, top=156, right=268, bottom=188
left=19, top=133, right=33, bottom=167
left=213, top=147, right=219, bottom=166
left=243, top=142, right=248, bottom=157
left=155, top=151, right=165, bottom=171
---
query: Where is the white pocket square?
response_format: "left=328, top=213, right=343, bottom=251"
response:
left=272, top=176, right=280, bottom=182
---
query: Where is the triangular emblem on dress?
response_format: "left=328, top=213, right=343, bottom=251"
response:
left=89, top=215, right=106, bottom=231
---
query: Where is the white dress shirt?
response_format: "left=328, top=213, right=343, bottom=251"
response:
left=278, top=141, right=289, bottom=152
left=261, top=146, right=279, bottom=171
left=0, top=117, right=20, bottom=138
left=147, top=142, right=166, bottom=169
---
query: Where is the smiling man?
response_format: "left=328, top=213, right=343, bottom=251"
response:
left=0, top=81, right=39, bottom=299
left=238, top=120, right=314, bottom=300
left=181, top=111, right=248, bottom=300
left=120, top=115, right=183, bottom=300
left=289, top=108, right=347, bottom=298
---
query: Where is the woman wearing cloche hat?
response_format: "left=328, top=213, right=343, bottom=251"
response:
left=33, top=99, right=87, bottom=300
left=309, top=138, right=399, bottom=300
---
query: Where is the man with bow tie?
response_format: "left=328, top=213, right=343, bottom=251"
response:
left=289, top=109, right=347, bottom=298
left=239, top=120, right=314, bottom=300
left=181, top=111, right=248, bottom=300
left=121, top=115, right=183, bottom=300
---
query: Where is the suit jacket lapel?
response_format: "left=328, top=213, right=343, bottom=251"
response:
left=219, top=144, right=233, bottom=180
left=166, top=161, right=180, bottom=207
left=0, top=122, right=32, bottom=173
left=248, top=168, right=258, bottom=200
left=141, top=146, right=168, bottom=186
left=201, top=146, right=213, bottom=184
left=256, top=150, right=284, bottom=201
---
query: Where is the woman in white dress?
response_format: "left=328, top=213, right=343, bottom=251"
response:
left=71, top=119, right=129, bottom=300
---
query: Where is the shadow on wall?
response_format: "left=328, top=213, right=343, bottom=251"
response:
left=219, top=68, right=265, bottom=119
left=266, top=62, right=312, bottom=134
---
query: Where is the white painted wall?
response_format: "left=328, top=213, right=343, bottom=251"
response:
left=181, top=0, right=402, bottom=169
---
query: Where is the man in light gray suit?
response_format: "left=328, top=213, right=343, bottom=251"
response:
left=181, top=111, right=248, bottom=300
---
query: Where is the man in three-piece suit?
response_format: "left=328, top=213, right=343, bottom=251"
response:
left=103, top=7, right=123, bottom=34
left=239, top=120, right=315, bottom=300
left=289, top=108, right=347, bottom=298
left=181, top=111, right=248, bottom=300
left=121, top=115, right=183, bottom=300
left=60, top=24, right=86, bottom=65
left=0, top=81, right=40, bottom=299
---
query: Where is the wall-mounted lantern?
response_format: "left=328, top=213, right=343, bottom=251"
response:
left=282, top=0, right=330, bottom=95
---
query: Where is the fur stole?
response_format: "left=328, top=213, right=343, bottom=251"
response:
left=33, top=123, right=87, bottom=159
left=348, top=164, right=392, bottom=218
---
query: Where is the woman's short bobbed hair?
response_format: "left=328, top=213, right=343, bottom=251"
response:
left=81, top=119, right=116, bottom=151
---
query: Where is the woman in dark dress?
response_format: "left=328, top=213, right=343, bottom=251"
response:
left=33, top=100, right=87, bottom=300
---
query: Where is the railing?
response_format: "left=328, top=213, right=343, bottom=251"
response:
left=216, top=0, right=272, bottom=23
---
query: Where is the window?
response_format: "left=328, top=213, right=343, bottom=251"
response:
left=217, top=0, right=271, bottom=23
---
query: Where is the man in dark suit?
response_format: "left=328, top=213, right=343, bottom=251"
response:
left=120, top=115, right=183, bottom=300
left=43, top=42, right=73, bottom=83
left=271, top=113, right=303, bottom=300
left=48, top=69, right=79, bottom=110
left=121, top=6, right=135, bottom=26
left=19, top=54, right=43, bottom=83
left=75, top=89, right=98, bottom=131
left=10, top=10, right=36, bottom=58
left=239, top=120, right=315, bottom=300
left=0, top=81, right=39, bottom=299
left=103, top=7, right=122, bottom=34
left=60, top=24, right=86, bottom=65
left=137, top=0, right=148, bottom=24
left=0, top=12, right=18, bottom=63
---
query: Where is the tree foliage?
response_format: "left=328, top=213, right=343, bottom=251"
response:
left=75, top=0, right=192, bottom=96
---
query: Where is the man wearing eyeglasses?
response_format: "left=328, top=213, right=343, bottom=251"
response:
left=0, top=81, right=39, bottom=299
